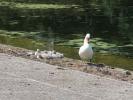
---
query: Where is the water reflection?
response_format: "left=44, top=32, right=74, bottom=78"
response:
left=47, top=27, right=54, bottom=51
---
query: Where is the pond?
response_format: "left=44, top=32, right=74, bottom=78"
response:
left=0, top=34, right=133, bottom=71
left=0, top=1, right=133, bottom=70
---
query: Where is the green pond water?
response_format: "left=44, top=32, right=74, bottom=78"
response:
left=0, top=34, right=133, bottom=71
left=0, top=1, right=133, bottom=70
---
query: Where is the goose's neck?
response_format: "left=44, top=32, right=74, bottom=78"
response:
left=83, top=37, right=89, bottom=45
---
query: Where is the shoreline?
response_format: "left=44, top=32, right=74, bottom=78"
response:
left=0, top=43, right=133, bottom=83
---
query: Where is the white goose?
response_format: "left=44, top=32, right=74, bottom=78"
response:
left=79, top=33, right=93, bottom=62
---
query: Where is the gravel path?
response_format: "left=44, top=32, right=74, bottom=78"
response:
left=0, top=53, right=133, bottom=100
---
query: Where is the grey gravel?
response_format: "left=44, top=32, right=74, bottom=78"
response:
left=0, top=53, right=133, bottom=100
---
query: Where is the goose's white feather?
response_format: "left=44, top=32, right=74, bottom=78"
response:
left=79, top=44, right=93, bottom=60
